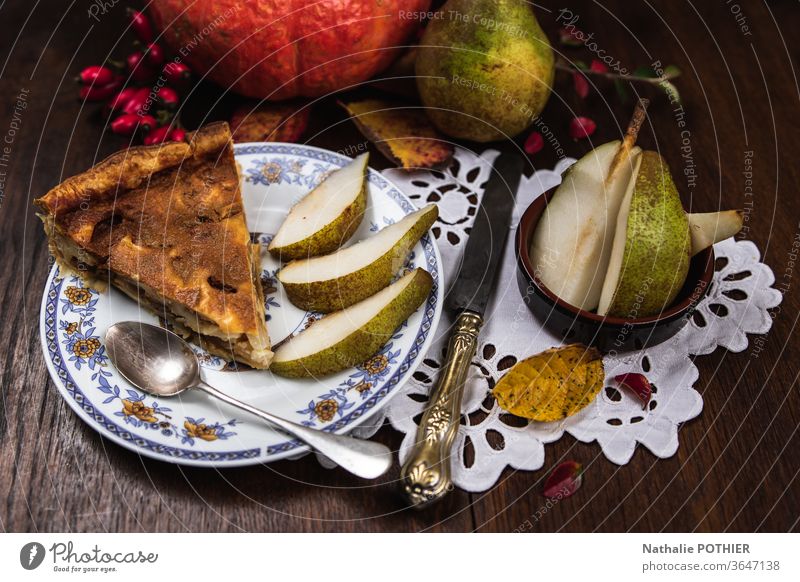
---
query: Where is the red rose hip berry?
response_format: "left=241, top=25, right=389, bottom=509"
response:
left=110, top=113, right=141, bottom=135
left=144, top=43, right=165, bottom=67
left=79, top=78, right=122, bottom=101
left=126, top=51, right=154, bottom=83
left=168, top=128, right=187, bottom=142
left=128, top=9, right=154, bottom=43
left=524, top=131, right=544, bottom=155
left=143, top=125, right=172, bottom=145
left=78, top=65, right=115, bottom=86
left=157, top=86, right=179, bottom=109
left=163, top=62, right=191, bottom=85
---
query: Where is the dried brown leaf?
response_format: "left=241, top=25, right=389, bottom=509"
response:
left=340, top=99, right=453, bottom=170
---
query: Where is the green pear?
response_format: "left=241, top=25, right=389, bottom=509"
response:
left=271, top=268, right=433, bottom=378
left=278, top=204, right=438, bottom=313
left=597, top=152, right=691, bottom=317
left=416, top=0, right=554, bottom=142
left=269, top=153, right=368, bottom=260
left=530, top=140, right=642, bottom=311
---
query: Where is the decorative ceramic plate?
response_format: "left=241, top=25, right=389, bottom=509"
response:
left=39, top=143, right=443, bottom=467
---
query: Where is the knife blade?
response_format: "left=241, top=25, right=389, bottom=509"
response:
left=447, top=151, right=525, bottom=314
left=400, top=151, right=525, bottom=508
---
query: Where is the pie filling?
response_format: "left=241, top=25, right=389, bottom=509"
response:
left=46, top=220, right=272, bottom=369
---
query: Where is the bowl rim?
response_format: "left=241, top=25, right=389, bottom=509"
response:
left=516, top=185, right=715, bottom=327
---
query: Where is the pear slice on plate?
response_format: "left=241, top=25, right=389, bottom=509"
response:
left=268, top=152, right=369, bottom=260
left=278, top=204, right=438, bottom=312
left=271, top=268, right=433, bottom=378
left=597, top=151, right=691, bottom=317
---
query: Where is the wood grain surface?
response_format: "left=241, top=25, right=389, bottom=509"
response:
left=0, top=0, right=798, bottom=532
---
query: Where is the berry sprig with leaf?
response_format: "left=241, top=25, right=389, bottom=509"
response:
left=76, top=9, right=190, bottom=144
left=557, top=24, right=682, bottom=133
left=525, top=26, right=682, bottom=155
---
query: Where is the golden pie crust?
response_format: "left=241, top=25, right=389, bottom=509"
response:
left=35, top=122, right=272, bottom=369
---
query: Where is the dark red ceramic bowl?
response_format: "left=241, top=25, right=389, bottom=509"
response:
left=516, top=187, right=715, bottom=354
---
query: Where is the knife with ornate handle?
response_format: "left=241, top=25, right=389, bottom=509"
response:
left=400, top=151, right=524, bottom=508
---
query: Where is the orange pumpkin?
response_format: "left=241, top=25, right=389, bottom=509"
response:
left=149, top=0, right=431, bottom=99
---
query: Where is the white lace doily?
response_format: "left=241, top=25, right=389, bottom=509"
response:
left=335, top=147, right=781, bottom=492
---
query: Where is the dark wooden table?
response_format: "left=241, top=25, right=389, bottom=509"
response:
left=1, top=0, right=798, bottom=532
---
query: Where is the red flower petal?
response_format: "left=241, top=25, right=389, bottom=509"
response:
left=524, top=131, right=544, bottom=155
left=573, top=72, right=590, bottom=99
left=590, top=59, right=610, bottom=74
left=543, top=461, right=583, bottom=499
left=614, top=373, right=653, bottom=409
left=569, top=117, right=596, bottom=140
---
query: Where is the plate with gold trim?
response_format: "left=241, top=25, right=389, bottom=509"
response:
left=39, top=143, right=443, bottom=467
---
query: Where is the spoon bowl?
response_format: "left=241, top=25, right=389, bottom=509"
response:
left=106, top=321, right=200, bottom=397
left=104, top=322, right=393, bottom=479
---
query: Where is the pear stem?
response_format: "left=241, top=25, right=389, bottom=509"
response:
left=606, top=98, right=649, bottom=183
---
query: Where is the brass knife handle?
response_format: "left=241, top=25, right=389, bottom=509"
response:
left=400, top=311, right=483, bottom=508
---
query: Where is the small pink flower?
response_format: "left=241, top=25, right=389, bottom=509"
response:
left=590, top=59, right=610, bottom=73
left=569, top=116, right=597, bottom=140
left=524, top=131, right=544, bottom=155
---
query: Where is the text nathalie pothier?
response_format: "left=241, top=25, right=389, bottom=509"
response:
left=643, top=543, right=750, bottom=555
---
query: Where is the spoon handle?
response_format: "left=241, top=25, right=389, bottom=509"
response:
left=196, top=380, right=393, bottom=479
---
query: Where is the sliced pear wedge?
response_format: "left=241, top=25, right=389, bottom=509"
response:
left=687, top=210, right=744, bottom=256
left=597, top=151, right=691, bottom=317
left=268, top=152, right=369, bottom=260
left=530, top=140, right=642, bottom=311
left=271, top=268, right=433, bottom=378
left=597, top=153, right=643, bottom=315
left=278, top=204, right=438, bottom=313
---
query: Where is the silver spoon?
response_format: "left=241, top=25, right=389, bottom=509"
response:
left=104, top=321, right=392, bottom=479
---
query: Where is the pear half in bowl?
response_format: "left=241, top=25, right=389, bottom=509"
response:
left=597, top=151, right=691, bottom=317
left=529, top=139, right=641, bottom=311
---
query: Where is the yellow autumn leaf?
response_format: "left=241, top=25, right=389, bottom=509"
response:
left=492, top=344, right=604, bottom=422
left=340, top=99, right=454, bottom=170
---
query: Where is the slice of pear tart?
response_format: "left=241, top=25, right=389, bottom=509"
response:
left=34, top=122, right=272, bottom=369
